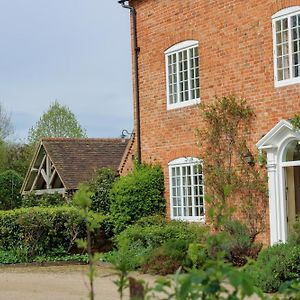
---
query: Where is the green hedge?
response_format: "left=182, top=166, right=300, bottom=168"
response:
left=110, top=164, right=165, bottom=233
left=108, top=216, right=208, bottom=273
left=246, top=243, right=300, bottom=293
left=0, top=206, right=105, bottom=259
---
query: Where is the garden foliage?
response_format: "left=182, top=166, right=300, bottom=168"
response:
left=0, top=205, right=105, bottom=261
left=109, top=216, right=208, bottom=274
left=246, top=242, right=300, bottom=293
left=21, top=192, right=65, bottom=207
left=88, top=167, right=117, bottom=214
left=110, top=164, right=165, bottom=233
left=0, top=170, right=23, bottom=210
left=198, top=96, right=268, bottom=237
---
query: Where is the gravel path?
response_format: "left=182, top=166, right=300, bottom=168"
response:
left=0, top=264, right=155, bottom=300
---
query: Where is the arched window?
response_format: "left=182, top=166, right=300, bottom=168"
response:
left=165, top=40, right=200, bottom=110
left=168, top=157, right=204, bottom=221
left=272, top=6, right=300, bottom=87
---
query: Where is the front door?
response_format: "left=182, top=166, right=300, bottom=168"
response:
left=285, top=166, right=300, bottom=233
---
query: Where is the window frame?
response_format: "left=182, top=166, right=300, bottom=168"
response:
left=272, top=6, right=300, bottom=87
left=168, top=157, right=205, bottom=222
left=165, top=40, right=200, bottom=110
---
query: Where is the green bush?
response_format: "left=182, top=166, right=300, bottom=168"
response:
left=0, top=206, right=106, bottom=261
left=109, top=219, right=207, bottom=273
left=142, top=239, right=190, bottom=275
left=21, top=192, right=66, bottom=208
left=289, top=216, right=300, bottom=245
left=88, top=167, right=117, bottom=213
left=246, top=243, right=300, bottom=293
left=110, top=164, right=165, bottom=233
left=0, top=170, right=23, bottom=210
left=204, top=220, right=262, bottom=267
left=223, top=219, right=262, bottom=266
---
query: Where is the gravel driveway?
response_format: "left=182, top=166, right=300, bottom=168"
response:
left=0, top=263, right=155, bottom=300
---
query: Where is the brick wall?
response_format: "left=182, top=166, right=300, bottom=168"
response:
left=127, top=0, right=300, bottom=244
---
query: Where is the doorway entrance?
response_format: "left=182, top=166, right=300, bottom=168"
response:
left=283, top=140, right=300, bottom=234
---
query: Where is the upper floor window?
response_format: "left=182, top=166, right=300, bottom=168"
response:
left=273, top=6, right=300, bottom=87
left=165, top=41, right=200, bottom=110
left=169, top=157, right=204, bottom=222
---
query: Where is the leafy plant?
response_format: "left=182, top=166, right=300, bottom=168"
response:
left=110, top=219, right=207, bottom=274
left=88, top=167, right=117, bottom=213
left=110, top=164, right=165, bottom=233
left=0, top=206, right=105, bottom=259
left=73, top=184, right=103, bottom=300
left=0, top=170, right=23, bottom=210
left=21, top=192, right=66, bottom=208
left=28, top=100, right=87, bottom=145
left=290, top=114, right=300, bottom=130
left=198, top=95, right=268, bottom=238
left=142, top=239, right=190, bottom=275
left=146, top=256, right=264, bottom=300
left=246, top=242, right=300, bottom=293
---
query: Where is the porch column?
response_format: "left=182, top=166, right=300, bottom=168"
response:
left=266, top=150, right=280, bottom=245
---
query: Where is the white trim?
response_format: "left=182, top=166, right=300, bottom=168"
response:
left=167, top=98, right=200, bottom=110
left=165, top=40, right=200, bottom=110
left=168, top=157, right=205, bottom=222
left=272, top=6, right=300, bottom=87
left=257, top=120, right=300, bottom=244
left=165, top=40, right=198, bottom=55
left=272, top=6, right=300, bottom=19
left=168, top=157, right=201, bottom=166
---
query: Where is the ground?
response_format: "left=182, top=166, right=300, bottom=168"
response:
left=0, top=263, right=156, bottom=300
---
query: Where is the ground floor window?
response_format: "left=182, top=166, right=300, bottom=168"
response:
left=168, top=157, right=204, bottom=221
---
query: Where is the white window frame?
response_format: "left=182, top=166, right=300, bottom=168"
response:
left=165, top=40, right=200, bottom=110
left=168, top=157, right=205, bottom=222
left=272, top=6, right=300, bottom=87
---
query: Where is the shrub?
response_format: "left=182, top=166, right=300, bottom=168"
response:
left=288, top=216, right=300, bottom=245
left=246, top=243, right=300, bottom=293
left=142, top=239, right=190, bottom=275
left=21, top=192, right=66, bottom=208
left=205, top=220, right=262, bottom=266
left=110, top=219, right=208, bottom=273
left=88, top=167, right=117, bottom=213
left=0, top=170, right=23, bottom=210
left=0, top=206, right=106, bottom=260
left=110, top=164, right=165, bottom=233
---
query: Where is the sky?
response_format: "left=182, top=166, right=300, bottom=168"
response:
left=0, top=0, right=133, bottom=143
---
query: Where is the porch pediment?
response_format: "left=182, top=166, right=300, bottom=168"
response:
left=256, top=119, right=300, bottom=150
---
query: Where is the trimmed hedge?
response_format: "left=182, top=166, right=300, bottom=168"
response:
left=110, top=164, right=165, bottom=233
left=0, top=206, right=105, bottom=259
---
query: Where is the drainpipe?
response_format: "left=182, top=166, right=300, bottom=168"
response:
left=118, top=0, right=141, bottom=165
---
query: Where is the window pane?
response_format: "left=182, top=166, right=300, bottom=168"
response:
left=169, top=161, right=204, bottom=220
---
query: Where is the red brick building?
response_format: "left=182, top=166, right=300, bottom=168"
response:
left=122, top=0, right=300, bottom=245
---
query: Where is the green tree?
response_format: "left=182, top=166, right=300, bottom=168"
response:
left=0, top=102, right=13, bottom=140
left=28, top=101, right=87, bottom=144
left=2, top=143, right=32, bottom=177
left=0, top=170, right=23, bottom=210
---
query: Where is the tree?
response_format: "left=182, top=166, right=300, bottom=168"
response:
left=28, top=101, right=87, bottom=144
left=0, top=102, right=13, bottom=140
left=0, top=170, right=23, bottom=210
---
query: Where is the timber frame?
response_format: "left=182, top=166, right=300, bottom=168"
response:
left=22, top=143, right=66, bottom=195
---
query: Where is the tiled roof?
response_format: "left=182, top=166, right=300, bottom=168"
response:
left=41, top=138, right=129, bottom=190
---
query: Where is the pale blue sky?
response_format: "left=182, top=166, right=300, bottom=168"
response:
left=0, top=0, right=133, bottom=143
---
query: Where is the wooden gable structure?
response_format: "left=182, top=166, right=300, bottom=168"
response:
left=21, top=138, right=130, bottom=195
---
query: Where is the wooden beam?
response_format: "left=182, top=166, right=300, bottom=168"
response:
left=30, top=155, right=47, bottom=192
left=33, top=188, right=66, bottom=195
